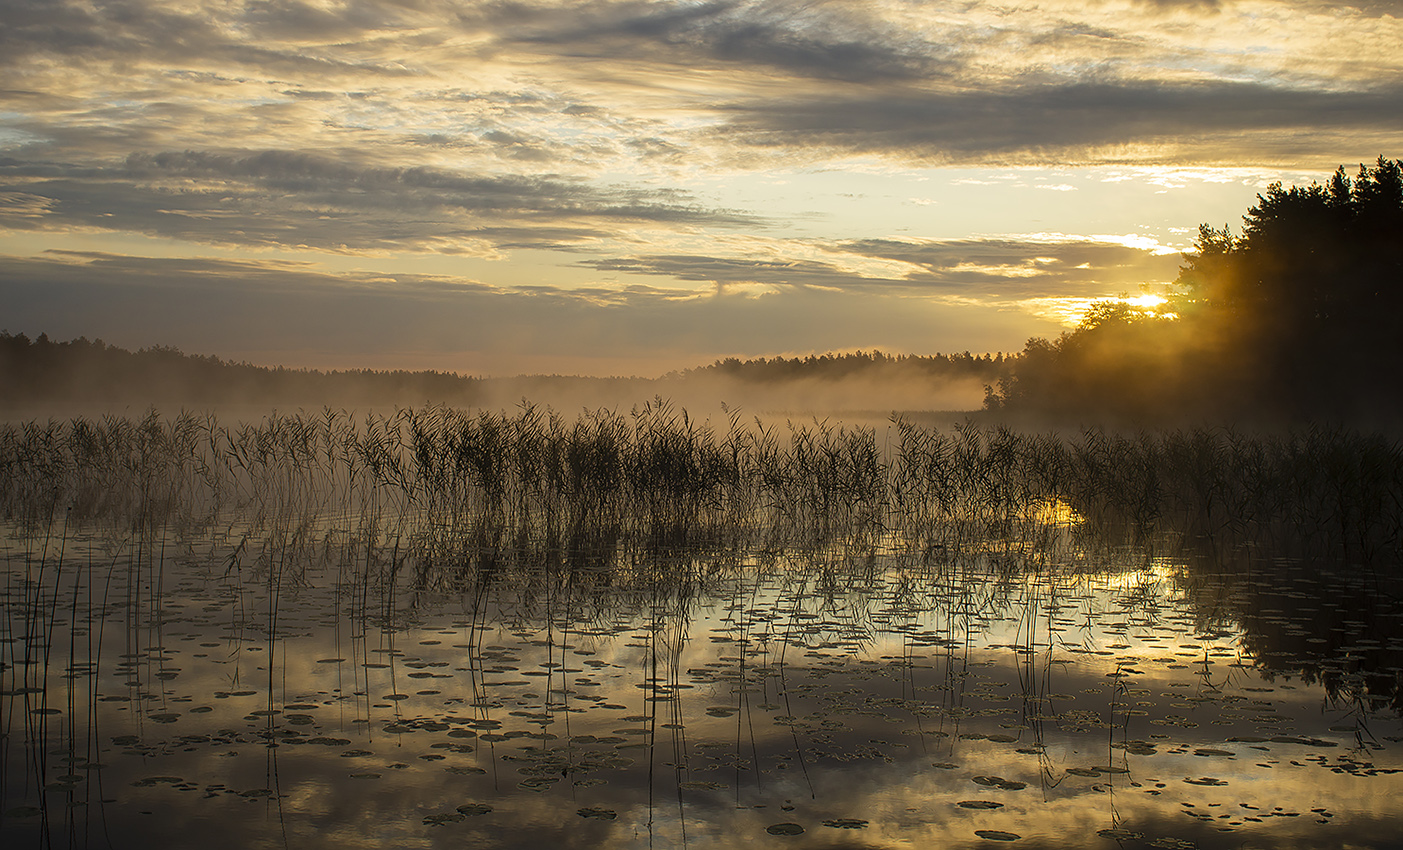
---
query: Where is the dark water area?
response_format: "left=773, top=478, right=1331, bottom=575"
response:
left=5, top=525, right=1403, bottom=850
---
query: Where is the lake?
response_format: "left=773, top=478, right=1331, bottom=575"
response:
left=3, top=408, right=1401, bottom=848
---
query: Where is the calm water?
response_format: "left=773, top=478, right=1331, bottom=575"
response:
left=4, top=524, right=1403, bottom=849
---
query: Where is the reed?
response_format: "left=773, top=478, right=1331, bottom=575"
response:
left=1, top=407, right=1399, bottom=589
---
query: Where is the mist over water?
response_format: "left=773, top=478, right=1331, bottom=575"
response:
left=0, top=334, right=994, bottom=424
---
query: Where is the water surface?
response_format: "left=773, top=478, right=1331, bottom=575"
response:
left=5, top=524, right=1402, bottom=849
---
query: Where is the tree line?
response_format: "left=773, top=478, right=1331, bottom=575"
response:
left=682, top=350, right=1005, bottom=383
left=0, top=332, right=482, bottom=408
left=0, top=334, right=1000, bottom=411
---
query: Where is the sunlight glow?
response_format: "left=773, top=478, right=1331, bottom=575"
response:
left=1020, top=292, right=1172, bottom=327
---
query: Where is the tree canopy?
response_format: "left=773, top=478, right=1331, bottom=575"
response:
left=988, top=157, right=1403, bottom=424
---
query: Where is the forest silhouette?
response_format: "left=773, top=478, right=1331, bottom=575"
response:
left=986, top=157, right=1403, bottom=426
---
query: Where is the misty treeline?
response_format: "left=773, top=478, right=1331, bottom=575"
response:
left=683, top=350, right=1004, bottom=383
left=0, top=331, right=999, bottom=412
left=0, top=332, right=481, bottom=409
left=987, top=157, right=1403, bottom=425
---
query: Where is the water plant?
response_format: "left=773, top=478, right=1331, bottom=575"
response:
left=1, top=407, right=1399, bottom=580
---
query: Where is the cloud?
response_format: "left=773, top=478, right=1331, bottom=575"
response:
left=1316, top=1, right=1403, bottom=16
left=0, top=149, right=757, bottom=252
left=582, top=236, right=1186, bottom=299
left=716, top=79, right=1403, bottom=164
left=6, top=1, right=1401, bottom=174
left=497, top=0, right=956, bottom=84
left=583, top=253, right=907, bottom=292
left=1129, top=0, right=1222, bottom=10
left=0, top=0, right=418, bottom=76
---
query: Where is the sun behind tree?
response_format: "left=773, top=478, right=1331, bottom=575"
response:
left=990, top=157, right=1403, bottom=425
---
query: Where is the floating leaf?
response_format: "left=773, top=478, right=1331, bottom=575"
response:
left=131, top=776, right=184, bottom=787
left=4, top=806, right=42, bottom=819
left=578, top=807, right=617, bottom=820
left=975, top=830, right=1021, bottom=841
left=958, top=801, right=1004, bottom=810
left=973, top=776, right=1027, bottom=791
left=766, top=823, right=804, bottom=835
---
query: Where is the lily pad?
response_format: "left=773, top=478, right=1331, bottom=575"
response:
left=578, top=807, right=616, bottom=819
left=973, top=776, right=1027, bottom=791
left=131, top=776, right=184, bottom=787
left=766, top=823, right=805, bottom=835
left=4, top=806, right=42, bottom=819
left=976, top=830, right=1021, bottom=841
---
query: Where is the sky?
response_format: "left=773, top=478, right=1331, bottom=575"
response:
left=2, top=0, right=1401, bottom=377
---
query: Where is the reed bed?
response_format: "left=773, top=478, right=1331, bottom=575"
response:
left=1, top=406, right=1400, bottom=583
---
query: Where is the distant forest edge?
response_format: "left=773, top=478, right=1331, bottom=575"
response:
left=987, top=157, right=1403, bottom=426
left=0, top=332, right=1004, bottom=412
